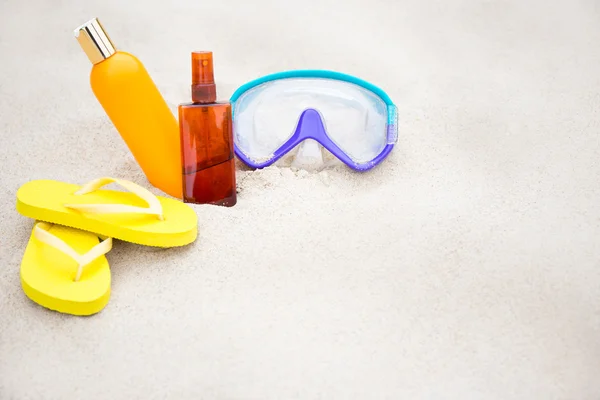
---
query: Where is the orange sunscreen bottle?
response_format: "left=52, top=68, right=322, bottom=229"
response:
left=74, top=18, right=182, bottom=198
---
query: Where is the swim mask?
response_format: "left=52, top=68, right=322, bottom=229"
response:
left=230, top=70, right=398, bottom=171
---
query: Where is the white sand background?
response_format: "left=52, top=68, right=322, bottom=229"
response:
left=1, top=0, right=600, bottom=398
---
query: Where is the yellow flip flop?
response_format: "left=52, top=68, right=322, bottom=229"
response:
left=21, top=222, right=112, bottom=316
left=16, top=177, right=198, bottom=247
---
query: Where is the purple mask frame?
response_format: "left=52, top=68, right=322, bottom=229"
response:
left=230, top=70, right=398, bottom=172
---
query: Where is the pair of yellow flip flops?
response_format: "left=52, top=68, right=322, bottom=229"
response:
left=16, top=177, right=198, bottom=316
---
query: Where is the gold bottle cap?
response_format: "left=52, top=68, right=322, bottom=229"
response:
left=74, top=18, right=116, bottom=64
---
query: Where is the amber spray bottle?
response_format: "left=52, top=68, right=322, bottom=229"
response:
left=178, top=52, right=237, bottom=206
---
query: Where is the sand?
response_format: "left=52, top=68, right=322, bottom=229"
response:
left=1, top=0, right=600, bottom=398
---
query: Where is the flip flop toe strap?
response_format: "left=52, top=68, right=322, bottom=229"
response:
left=34, top=222, right=113, bottom=282
left=63, top=177, right=164, bottom=220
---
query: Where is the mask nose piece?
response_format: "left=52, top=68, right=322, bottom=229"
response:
left=290, top=108, right=327, bottom=171
left=291, top=139, right=323, bottom=171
